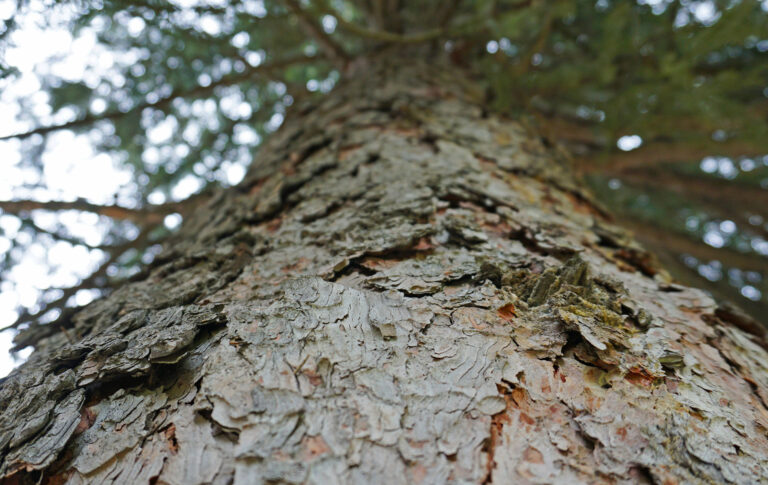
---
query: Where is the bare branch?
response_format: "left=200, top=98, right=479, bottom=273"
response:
left=616, top=168, right=768, bottom=219
left=19, top=218, right=101, bottom=250
left=538, top=113, right=606, bottom=150
left=624, top=218, right=768, bottom=275
left=579, top=139, right=767, bottom=173
left=315, top=0, right=493, bottom=44
left=8, top=228, right=157, bottom=346
left=614, top=174, right=768, bottom=241
left=644, top=238, right=768, bottom=326
left=371, top=0, right=386, bottom=28
left=331, top=16, right=446, bottom=43
left=436, top=0, right=462, bottom=29
left=1, top=187, right=211, bottom=229
left=3, top=189, right=216, bottom=343
left=0, top=199, right=171, bottom=225
left=282, top=0, right=349, bottom=68
left=347, top=0, right=381, bottom=29
left=514, top=7, right=553, bottom=76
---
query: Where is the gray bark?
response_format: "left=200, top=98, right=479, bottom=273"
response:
left=2, top=59, right=768, bottom=485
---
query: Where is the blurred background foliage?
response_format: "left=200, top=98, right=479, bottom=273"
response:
left=0, top=0, right=767, bottom=360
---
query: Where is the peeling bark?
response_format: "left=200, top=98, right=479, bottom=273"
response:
left=2, top=59, right=768, bottom=485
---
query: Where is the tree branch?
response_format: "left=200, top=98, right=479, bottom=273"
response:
left=0, top=54, right=317, bottom=141
left=7, top=228, right=157, bottom=346
left=371, top=0, right=386, bottom=28
left=577, top=138, right=767, bottom=173
left=616, top=168, right=768, bottom=219
left=436, top=0, right=462, bottom=29
left=315, top=0, right=493, bottom=44
left=624, top=218, right=768, bottom=275
left=0, top=198, right=172, bottom=225
left=346, top=0, right=381, bottom=29
left=331, top=15, right=446, bottom=43
left=2, top=188, right=212, bottom=226
left=538, top=113, right=606, bottom=150
left=514, top=6, right=553, bottom=76
left=19, top=218, right=101, bottom=250
left=282, top=0, right=349, bottom=68
left=645, top=239, right=768, bottom=327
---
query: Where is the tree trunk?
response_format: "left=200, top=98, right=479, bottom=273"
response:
left=2, top=58, right=768, bottom=485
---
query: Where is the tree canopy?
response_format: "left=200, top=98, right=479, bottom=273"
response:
left=1, top=0, right=767, bottom=359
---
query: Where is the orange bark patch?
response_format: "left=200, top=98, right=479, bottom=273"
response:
left=510, top=387, right=529, bottom=407
left=390, top=125, right=422, bottom=137
left=248, top=177, right=268, bottom=196
left=523, top=446, right=544, bottom=464
left=582, top=391, right=604, bottom=413
left=360, top=257, right=399, bottom=270
left=281, top=164, right=297, bottom=176
left=457, top=200, right=485, bottom=212
left=265, top=217, right=283, bottom=233
left=474, top=153, right=499, bottom=171
left=665, top=377, right=680, bottom=392
left=615, top=258, right=638, bottom=273
left=42, top=470, right=75, bottom=485
left=405, top=439, right=428, bottom=449
left=541, top=189, right=558, bottom=208
left=301, top=367, right=323, bottom=387
left=338, top=144, right=363, bottom=161
left=412, top=237, right=435, bottom=251
left=656, top=466, right=680, bottom=485
left=625, top=367, right=656, bottom=387
left=690, top=409, right=707, bottom=422
left=497, top=303, right=516, bottom=322
left=481, top=219, right=513, bottom=237
left=302, top=435, right=331, bottom=460
left=519, top=413, right=536, bottom=426
left=484, top=385, right=514, bottom=483
left=281, top=257, right=310, bottom=273
left=163, top=424, right=179, bottom=454
left=410, top=464, right=429, bottom=483
left=74, top=407, right=96, bottom=435
left=615, top=248, right=658, bottom=276
left=564, top=191, right=610, bottom=220
left=554, top=368, right=567, bottom=383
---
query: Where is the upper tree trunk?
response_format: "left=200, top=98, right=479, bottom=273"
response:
left=2, top=57, right=768, bottom=485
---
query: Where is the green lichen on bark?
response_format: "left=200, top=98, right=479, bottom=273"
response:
left=1, top=60, right=768, bottom=485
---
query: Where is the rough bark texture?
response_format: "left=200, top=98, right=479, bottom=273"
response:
left=2, top=59, right=768, bottom=485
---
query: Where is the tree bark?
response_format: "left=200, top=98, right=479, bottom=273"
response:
left=2, top=58, right=768, bottom=485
